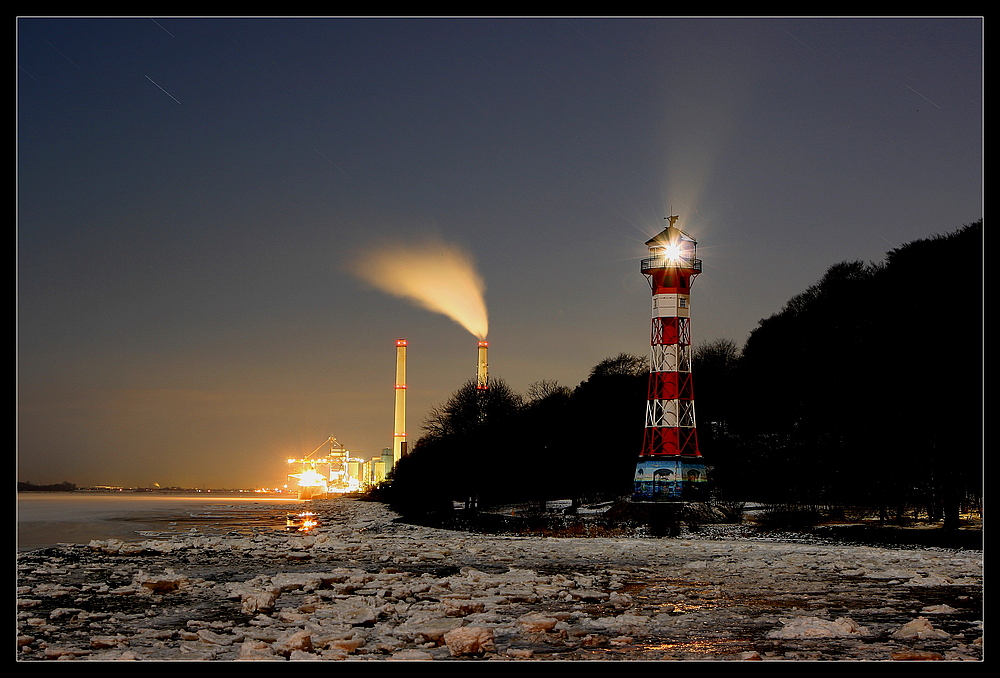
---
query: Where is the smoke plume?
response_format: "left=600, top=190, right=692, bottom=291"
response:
left=351, top=237, right=489, bottom=339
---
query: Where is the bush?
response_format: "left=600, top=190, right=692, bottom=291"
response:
left=752, top=504, right=824, bottom=531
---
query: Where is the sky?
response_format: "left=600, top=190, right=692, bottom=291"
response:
left=17, top=17, right=982, bottom=489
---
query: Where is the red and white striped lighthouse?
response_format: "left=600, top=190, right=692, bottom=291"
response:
left=633, top=216, right=707, bottom=501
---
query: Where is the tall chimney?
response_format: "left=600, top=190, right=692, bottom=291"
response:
left=476, top=340, right=489, bottom=391
left=393, top=339, right=407, bottom=465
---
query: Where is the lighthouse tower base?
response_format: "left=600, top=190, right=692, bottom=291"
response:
left=633, top=458, right=708, bottom=502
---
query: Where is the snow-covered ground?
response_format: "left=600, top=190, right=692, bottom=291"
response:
left=16, top=497, right=982, bottom=661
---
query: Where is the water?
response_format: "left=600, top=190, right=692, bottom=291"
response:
left=16, top=492, right=305, bottom=552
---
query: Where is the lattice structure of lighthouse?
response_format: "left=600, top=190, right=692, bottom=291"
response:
left=633, top=216, right=708, bottom=501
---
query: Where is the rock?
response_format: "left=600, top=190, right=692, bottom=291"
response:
left=273, top=629, right=313, bottom=655
left=326, top=637, right=363, bottom=653
left=516, top=613, right=559, bottom=633
left=388, top=648, right=435, bottom=660
left=442, top=598, right=486, bottom=617
left=89, top=635, right=128, bottom=648
left=890, top=650, right=944, bottom=660
left=921, top=604, right=958, bottom=614
left=904, top=574, right=955, bottom=587
left=568, top=588, right=609, bottom=602
left=608, top=591, right=633, bottom=608
left=226, top=583, right=281, bottom=614
left=443, top=626, right=495, bottom=656
left=236, top=639, right=277, bottom=660
left=197, top=628, right=238, bottom=645
left=43, top=646, right=92, bottom=659
left=395, top=616, right=464, bottom=642
left=88, top=539, right=125, bottom=553
left=134, top=570, right=188, bottom=593
left=313, top=598, right=377, bottom=625
left=767, top=616, right=869, bottom=639
left=890, top=617, right=951, bottom=640
left=30, top=583, right=79, bottom=597
left=418, top=550, right=448, bottom=560
left=271, top=572, right=327, bottom=591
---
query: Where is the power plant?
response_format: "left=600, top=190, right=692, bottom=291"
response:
left=633, top=215, right=708, bottom=501
left=285, top=333, right=493, bottom=497
left=286, top=437, right=366, bottom=500
left=287, top=437, right=393, bottom=499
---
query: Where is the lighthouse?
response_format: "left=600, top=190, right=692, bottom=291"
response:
left=633, top=216, right=708, bottom=501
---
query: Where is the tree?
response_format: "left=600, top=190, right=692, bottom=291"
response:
left=568, top=353, right=648, bottom=501
left=385, top=355, right=651, bottom=514
left=421, top=378, right=523, bottom=441
left=720, top=220, right=982, bottom=525
left=518, top=380, right=574, bottom=504
left=393, top=378, right=525, bottom=511
left=692, top=338, right=740, bottom=433
left=691, top=338, right=741, bottom=497
left=585, top=353, right=648, bottom=379
left=526, top=379, right=571, bottom=403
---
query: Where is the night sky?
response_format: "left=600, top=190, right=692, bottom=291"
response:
left=17, top=17, right=982, bottom=489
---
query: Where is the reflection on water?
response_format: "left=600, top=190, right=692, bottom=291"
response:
left=17, top=492, right=306, bottom=551
left=631, top=638, right=755, bottom=655
left=586, top=636, right=759, bottom=660
left=286, top=511, right=320, bottom=533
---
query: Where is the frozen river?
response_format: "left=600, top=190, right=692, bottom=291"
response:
left=16, top=492, right=305, bottom=551
left=16, top=497, right=984, bottom=661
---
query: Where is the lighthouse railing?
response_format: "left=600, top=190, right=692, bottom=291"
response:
left=641, top=257, right=702, bottom=273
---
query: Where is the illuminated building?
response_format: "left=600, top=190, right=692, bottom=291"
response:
left=287, top=437, right=364, bottom=499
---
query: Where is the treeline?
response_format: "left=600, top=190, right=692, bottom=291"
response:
left=17, top=481, right=77, bottom=492
left=379, top=220, right=982, bottom=527
left=702, top=219, right=982, bottom=528
left=379, top=354, right=649, bottom=516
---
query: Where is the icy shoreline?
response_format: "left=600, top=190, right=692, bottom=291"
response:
left=16, top=497, right=982, bottom=661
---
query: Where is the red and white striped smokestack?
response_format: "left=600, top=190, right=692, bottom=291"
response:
left=476, top=340, right=489, bottom=390
left=393, top=339, right=407, bottom=464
